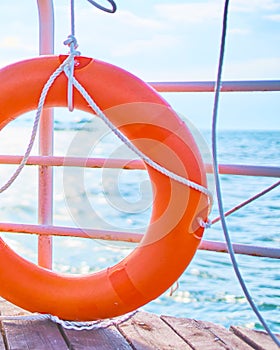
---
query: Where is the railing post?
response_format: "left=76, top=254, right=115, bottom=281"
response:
left=36, top=0, right=54, bottom=269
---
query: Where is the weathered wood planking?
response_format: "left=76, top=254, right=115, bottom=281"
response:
left=62, top=326, right=131, bottom=350
left=231, top=326, right=280, bottom=350
left=0, top=298, right=279, bottom=350
left=0, top=332, right=5, bottom=350
left=162, top=315, right=253, bottom=349
left=117, top=311, right=192, bottom=349
left=0, top=298, right=68, bottom=350
left=2, top=320, right=68, bottom=350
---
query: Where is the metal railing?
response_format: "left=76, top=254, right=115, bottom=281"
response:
left=0, top=0, right=279, bottom=269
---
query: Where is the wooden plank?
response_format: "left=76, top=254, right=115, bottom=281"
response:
left=0, top=328, right=5, bottom=350
left=2, top=320, right=68, bottom=350
left=231, top=326, right=280, bottom=350
left=117, top=311, right=192, bottom=349
left=1, top=298, right=279, bottom=350
left=194, top=320, right=253, bottom=349
left=161, top=315, right=252, bottom=350
left=63, top=325, right=131, bottom=350
left=0, top=298, right=68, bottom=350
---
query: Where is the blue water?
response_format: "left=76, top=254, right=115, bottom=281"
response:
left=0, top=113, right=279, bottom=333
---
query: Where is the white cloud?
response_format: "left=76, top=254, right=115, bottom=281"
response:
left=115, top=10, right=164, bottom=30
left=155, top=2, right=223, bottom=23
left=265, top=14, right=280, bottom=21
left=231, top=0, right=280, bottom=12
left=228, top=28, right=250, bottom=36
left=0, top=35, right=37, bottom=68
left=63, top=5, right=180, bottom=59
left=0, top=36, right=35, bottom=51
left=1, top=36, right=20, bottom=48
left=111, top=34, right=180, bottom=57
left=223, top=57, right=280, bottom=79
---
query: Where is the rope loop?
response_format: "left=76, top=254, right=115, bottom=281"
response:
left=86, top=0, right=117, bottom=13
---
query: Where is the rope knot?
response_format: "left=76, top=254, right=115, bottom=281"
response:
left=63, top=35, right=81, bottom=57
left=63, top=35, right=81, bottom=112
left=198, top=217, right=212, bottom=229
left=64, top=34, right=78, bottom=50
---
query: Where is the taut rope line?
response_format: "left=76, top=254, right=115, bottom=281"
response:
left=211, top=0, right=280, bottom=346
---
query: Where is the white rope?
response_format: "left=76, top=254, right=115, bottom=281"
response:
left=62, top=66, right=213, bottom=207
left=63, top=1, right=212, bottom=204
left=49, top=310, right=137, bottom=330
left=0, top=310, right=137, bottom=330
left=63, top=35, right=80, bottom=111
left=0, top=51, right=212, bottom=218
left=0, top=0, right=212, bottom=215
left=0, top=55, right=74, bottom=195
left=0, top=52, right=212, bottom=329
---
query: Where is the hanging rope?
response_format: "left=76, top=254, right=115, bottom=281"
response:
left=61, top=1, right=212, bottom=205
left=211, top=0, right=280, bottom=346
left=64, top=0, right=117, bottom=111
left=0, top=0, right=278, bottom=340
left=64, top=0, right=81, bottom=111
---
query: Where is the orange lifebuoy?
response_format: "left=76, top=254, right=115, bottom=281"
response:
left=0, top=55, right=209, bottom=321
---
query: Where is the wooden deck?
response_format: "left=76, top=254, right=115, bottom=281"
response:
left=0, top=299, right=279, bottom=349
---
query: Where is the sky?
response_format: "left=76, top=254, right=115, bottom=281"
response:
left=0, top=0, right=279, bottom=130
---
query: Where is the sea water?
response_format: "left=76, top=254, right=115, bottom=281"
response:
left=0, top=111, right=279, bottom=333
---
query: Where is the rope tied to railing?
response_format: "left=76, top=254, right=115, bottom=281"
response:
left=0, top=50, right=213, bottom=214
left=0, top=55, right=75, bottom=195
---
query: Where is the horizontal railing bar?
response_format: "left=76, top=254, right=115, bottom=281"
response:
left=0, top=222, right=279, bottom=259
left=0, top=155, right=144, bottom=169
left=0, top=222, right=142, bottom=243
left=149, top=80, right=280, bottom=92
left=0, top=155, right=279, bottom=177
left=199, top=240, right=280, bottom=259
left=205, top=163, right=280, bottom=178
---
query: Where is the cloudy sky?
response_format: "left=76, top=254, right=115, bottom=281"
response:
left=0, top=0, right=279, bottom=130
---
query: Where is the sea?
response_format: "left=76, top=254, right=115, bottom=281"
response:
left=0, top=109, right=279, bottom=333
